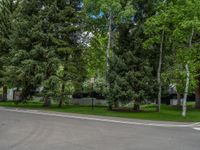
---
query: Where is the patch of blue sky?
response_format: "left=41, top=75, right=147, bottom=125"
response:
left=89, top=10, right=104, bottom=19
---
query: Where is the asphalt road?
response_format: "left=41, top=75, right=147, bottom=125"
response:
left=0, top=108, right=199, bottom=150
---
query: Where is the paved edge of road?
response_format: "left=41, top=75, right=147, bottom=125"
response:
left=0, top=107, right=199, bottom=129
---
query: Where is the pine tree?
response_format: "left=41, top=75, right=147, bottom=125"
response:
left=0, top=0, right=20, bottom=100
left=8, top=0, right=85, bottom=105
left=8, top=0, right=51, bottom=101
left=51, top=0, right=86, bottom=107
left=107, top=0, right=156, bottom=110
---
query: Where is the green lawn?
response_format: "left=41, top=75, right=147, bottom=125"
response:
left=0, top=101, right=200, bottom=122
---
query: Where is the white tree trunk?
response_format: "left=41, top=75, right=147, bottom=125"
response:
left=106, top=10, right=112, bottom=70
left=182, top=28, right=193, bottom=117
left=182, top=64, right=190, bottom=117
left=157, top=30, right=164, bottom=112
left=106, top=10, right=112, bottom=109
left=189, top=28, right=194, bottom=48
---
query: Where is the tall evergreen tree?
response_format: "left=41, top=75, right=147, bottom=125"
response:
left=52, top=0, right=86, bottom=107
left=8, top=0, right=85, bottom=105
left=108, top=0, right=156, bottom=110
left=8, top=0, right=51, bottom=101
left=0, top=0, right=20, bottom=100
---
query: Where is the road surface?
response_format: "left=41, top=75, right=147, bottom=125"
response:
left=0, top=108, right=199, bottom=150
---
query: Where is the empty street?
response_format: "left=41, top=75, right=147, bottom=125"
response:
left=0, top=108, right=199, bottom=150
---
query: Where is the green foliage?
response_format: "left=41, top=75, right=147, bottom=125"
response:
left=83, top=77, right=107, bottom=96
left=0, top=0, right=86, bottom=102
left=165, top=0, right=200, bottom=94
left=108, top=1, right=157, bottom=109
left=0, top=0, right=20, bottom=86
left=93, top=77, right=107, bottom=96
left=144, top=0, right=200, bottom=97
left=85, top=33, right=107, bottom=77
left=1, top=0, right=200, bottom=110
left=84, top=0, right=136, bottom=78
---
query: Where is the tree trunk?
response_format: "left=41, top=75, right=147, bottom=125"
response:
left=108, top=102, right=113, bottom=110
left=189, top=28, right=194, bottom=48
left=106, top=9, right=112, bottom=70
left=177, top=92, right=181, bottom=107
left=106, top=11, right=112, bottom=110
left=195, top=78, right=200, bottom=108
left=133, top=101, right=140, bottom=111
left=58, top=98, right=63, bottom=108
left=182, top=64, right=190, bottom=117
left=43, top=96, right=51, bottom=107
left=157, top=30, right=164, bottom=112
left=182, top=28, right=194, bottom=116
left=58, top=83, right=65, bottom=108
left=114, top=100, right=119, bottom=108
left=2, top=85, right=7, bottom=101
